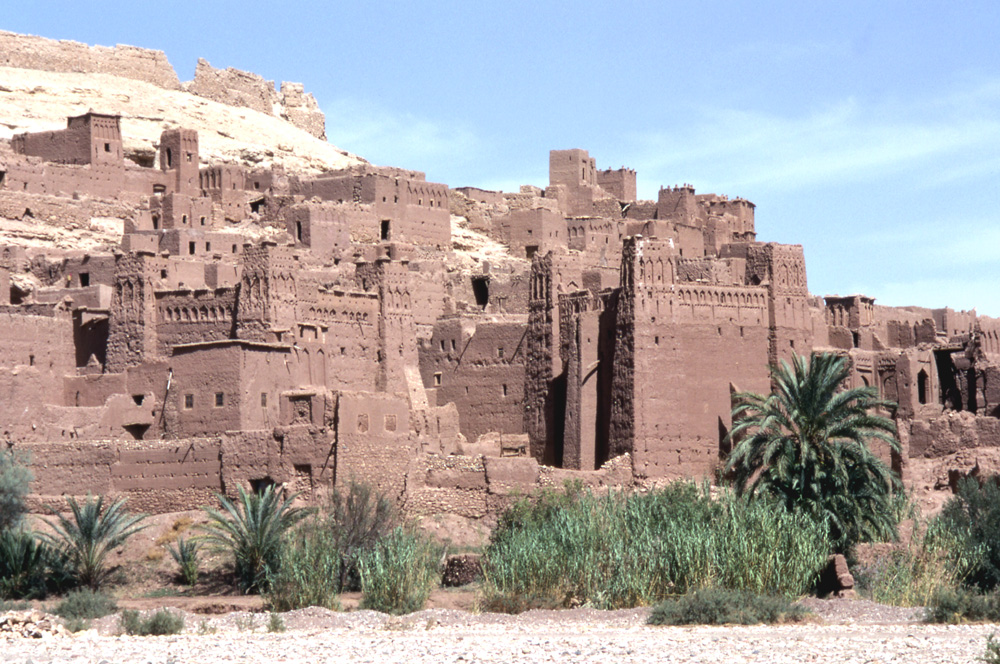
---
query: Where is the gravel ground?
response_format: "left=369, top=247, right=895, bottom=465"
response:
left=2, top=600, right=996, bottom=664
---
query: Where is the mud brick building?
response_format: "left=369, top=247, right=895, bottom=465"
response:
left=0, top=98, right=996, bottom=522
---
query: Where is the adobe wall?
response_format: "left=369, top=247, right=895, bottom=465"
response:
left=0, top=31, right=181, bottom=89
left=419, top=316, right=527, bottom=443
left=20, top=438, right=221, bottom=514
left=334, top=391, right=415, bottom=499
left=221, top=426, right=336, bottom=503
left=405, top=452, right=633, bottom=523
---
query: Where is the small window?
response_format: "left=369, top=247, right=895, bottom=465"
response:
left=186, top=153, right=193, bottom=162
left=189, top=241, right=196, bottom=254
left=200, top=216, right=206, bottom=226
left=160, top=269, right=168, bottom=279
left=182, top=214, right=188, bottom=225
left=296, top=221, right=303, bottom=242
left=502, top=384, right=508, bottom=397
left=205, top=242, right=211, bottom=252
left=451, top=339, right=456, bottom=351
left=104, top=142, right=111, bottom=153
left=28, top=355, right=34, bottom=366
left=254, top=182, right=260, bottom=190
left=440, top=339, right=446, bottom=351
left=232, top=244, right=237, bottom=253
left=260, top=393, right=267, bottom=407
left=152, top=214, right=160, bottom=230
left=184, top=394, right=194, bottom=409
left=132, top=394, right=144, bottom=406
left=79, top=272, right=90, bottom=287
left=433, top=372, right=442, bottom=387
left=497, top=346, right=504, bottom=359
left=215, top=392, right=224, bottom=407
left=380, top=220, right=390, bottom=241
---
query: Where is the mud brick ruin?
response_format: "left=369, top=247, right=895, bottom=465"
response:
left=0, top=32, right=997, bottom=521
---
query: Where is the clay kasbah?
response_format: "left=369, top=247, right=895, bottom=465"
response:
left=0, top=29, right=986, bottom=524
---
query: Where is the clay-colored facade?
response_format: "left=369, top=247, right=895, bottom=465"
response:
left=1, top=97, right=997, bottom=523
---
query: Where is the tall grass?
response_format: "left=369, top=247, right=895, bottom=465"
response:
left=480, top=482, right=830, bottom=611
left=265, top=525, right=343, bottom=612
left=855, top=517, right=980, bottom=607
left=358, top=528, right=439, bottom=615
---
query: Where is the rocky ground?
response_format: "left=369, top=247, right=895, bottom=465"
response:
left=2, top=599, right=997, bottom=664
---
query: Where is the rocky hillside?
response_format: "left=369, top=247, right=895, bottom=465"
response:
left=0, top=31, right=365, bottom=174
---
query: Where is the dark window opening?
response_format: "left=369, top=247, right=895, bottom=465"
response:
left=206, top=242, right=211, bottom=252
left=200, top=216, right=206, bottom=226
left=0, top=171, right=5, bottom=187
left=132, top=394, right=144, bottom=406
left=215, top=392, right=224, bottom=407
left=296, top=221, right=303, bottom=242
left=380, top=219, right=391, bottom=241
left=79, top=272, right=90, bottom=287
left=502, top=384, right=508, bottom=397
left=186, top=152, right=193, bottom=162
left=497, top=346, right=504, bottom=359
left=433, top=372, right=442, bottom=386
left=261, top=392, right=267, bottom=407
left=918, top=369, right=929, bottom=405
left=165, top=148, right=172, bottom=168
left=123, top=423, right=149, bottom=441
left=852, top=331, right=860, bottom=347
left=232, top=245, right=237, bottom=253
left=28, top=355, right=34, bottom=366
left=182, top=214, right=188, bottom=225
left=451, top=339, right=456, bottom=351
left=189, top=241, right=196, bottom=254
left=22, top=208, right=33, bottom=219
left=254, top=182, right=260, bottom=190
left=250, top=199, right=265, bottom=214
left=152, top=214, right=160, bottom=230
left=525, top=245, right=539, bottom=259
left=160, top=269, right=168, bottom=279
left=184, top=394, right=194, bottom=409
left=104, top=142, right=111, bottom=153
left=471, top=276, right=490, bottom=308
left=249, top=477, right=275, bottom=494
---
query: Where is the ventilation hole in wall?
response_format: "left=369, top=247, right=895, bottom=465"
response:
left=132, top=394, right=144, bottom=406
left=502, top=384, right=508, bottom=397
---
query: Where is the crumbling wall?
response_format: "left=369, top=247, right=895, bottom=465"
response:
left=0, top=30, right=181, bottom=89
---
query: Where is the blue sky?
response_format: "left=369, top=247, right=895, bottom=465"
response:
left=6, top=1, right=1000, bottom=314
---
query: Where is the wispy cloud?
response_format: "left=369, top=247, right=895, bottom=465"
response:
left=626, top=79, right=1000, bottom=197
left=324, top=97, right=480, bottom=176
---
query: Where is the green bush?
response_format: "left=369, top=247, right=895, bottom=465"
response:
left=265, top=524, right=342, bottom=612
left=648, top=588, right=811, bottom=625
left=323, top=480, right=397, bottom=591
left=480, top=482, right=829, bottom=611
left=199, top=485, right=309, bottom=593
left=44, top=494, right=147, bottom=590
left=264, top=481, right=399, bottom=610
left=0, top=449, right=31, bottom=532
left=854, top=517, right=976, bottom=606
left=62, top=617, right=91, bottom=633
left=925, top=586, right=1000, bottom=624
left=120, top=608, right=185, bottom=636
left=54, top=588, right=118, bottom=620
left=933, top=477, right=1000, bottom=591
left=167, top=537, right=201, bottom=586
left=0, top=599, right=29, bottom=611
left=358, top=528, right=438, bottom=615
left=0, top=529, right=50, bottom=599
left=983, top=633, right=1000, bottom=664
left=267, top=611, right=285, bottom=633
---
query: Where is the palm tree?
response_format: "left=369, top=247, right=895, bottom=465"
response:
left=725, top=352, right=901, bottom=552
left=44, top=494, right=148, bottom=589
left=198, top=484, right=309, bottom=593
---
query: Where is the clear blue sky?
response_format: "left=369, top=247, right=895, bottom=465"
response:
left=6, top=1, right=1000, bottom=315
